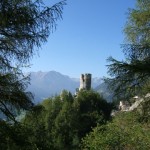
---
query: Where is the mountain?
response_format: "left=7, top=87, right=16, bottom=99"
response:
left=27, top=71, right=103, bottom=103
left=94, top=82, right=113, bottom=102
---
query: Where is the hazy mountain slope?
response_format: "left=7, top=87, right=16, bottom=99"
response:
left=27, top=71, right=78, bottom=102
left=28, top=71, right=105, bottom=102
left=94, top=82, right=113, bottom=102
left=27, top=71, right=103, bottom=103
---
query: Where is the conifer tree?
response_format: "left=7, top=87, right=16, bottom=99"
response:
left=0, top=0, right=66, bottom=120
left=107, top=0, right=150, bottom=98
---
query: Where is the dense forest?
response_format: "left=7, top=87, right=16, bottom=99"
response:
left=1, top=90, right=150, bottom=149
left=0, top=0, right=150, bottom=149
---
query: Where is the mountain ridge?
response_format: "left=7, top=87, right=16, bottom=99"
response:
left=26, top=71, right=106, bottom=103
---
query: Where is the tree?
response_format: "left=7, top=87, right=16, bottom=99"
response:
left=124, top=0, right=150, bottom=44
left=106, top=0, right=150, bottom=98
left=52, top=97, right=76, bottom=150
left=0, top=120, right=38, bottom=150
left=0, top=0, right=66, bottom=148
left=23, top=105, right=50, bottom=150
left=0, top=0, right=66, bottom=72
left=0, top=73, right=33, bottom=122
left=21, top=90, right=113, bottom=149
left=74, top=90, right=112, bottom=140
left=81, top=111, right=150, bottom=150
left=0, top=0, right=66, bottom=121
left=42, top=96, right=64, bottom=149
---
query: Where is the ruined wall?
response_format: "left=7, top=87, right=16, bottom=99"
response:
left=79, top=73, right=91, bottom=90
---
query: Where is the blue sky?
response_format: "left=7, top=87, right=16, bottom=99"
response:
left=25, top=0, right=136, bottom=78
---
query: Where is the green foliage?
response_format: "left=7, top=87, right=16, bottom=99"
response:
left=82, top=111, right=150, bottom=150
left=0, top=0, right=66, bottom=120
left=74, top=90, right=112, bottom=139
left=0, top=0, right=66, bottom=149
left=53, top=99, right=76, bottom=149
left=23, top=105, right=51, bottom=149
left=22, top=90, right=112, bottom=149
left=0, top=0, right=66, bottom=122
left=124, top=0, right=150, bottom=44
left=0, top=73, right=33, bottom=121
left=0, top=0, right=66, bottom=71
left=106, top=0, right=150, bottom=99
left=21, top=92, right=150, bottom=150
left=0, top=121, right=37, bottom=150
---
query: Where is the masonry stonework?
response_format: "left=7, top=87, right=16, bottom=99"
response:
left=79, top=73, right=91, bottom=90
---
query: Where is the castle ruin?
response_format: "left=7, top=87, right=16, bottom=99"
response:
left=79, top=73, right=92, bottom=90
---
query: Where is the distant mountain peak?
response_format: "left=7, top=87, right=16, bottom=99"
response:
left=27, top=70, right=104, bottom=103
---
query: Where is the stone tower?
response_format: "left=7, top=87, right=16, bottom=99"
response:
left=79, top=73, right=92, bottom=90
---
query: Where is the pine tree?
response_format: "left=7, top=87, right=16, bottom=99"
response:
left=0, top=0, right=66, bottom=121
left=106, top=0, right=150, bottom=98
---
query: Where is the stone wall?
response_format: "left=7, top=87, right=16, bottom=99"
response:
left=79, top=73, right=92, bottom=90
